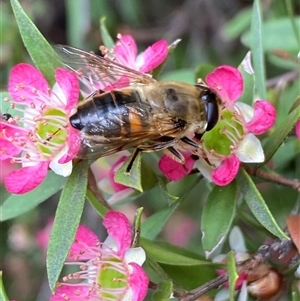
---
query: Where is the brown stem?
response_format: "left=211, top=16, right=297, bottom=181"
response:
left=244, top=165, right=300, bottom=192
left=170, top=239, right=298, bottom=301
left=87, top=167, right=111, bottom=209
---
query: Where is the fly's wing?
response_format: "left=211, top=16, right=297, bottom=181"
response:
left=76, top=105, right=184, bottom=159
left=54, top=45, right=156, bottom=93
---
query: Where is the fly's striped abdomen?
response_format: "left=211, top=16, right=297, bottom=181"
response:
left=69, top=89, right=153, bottom=138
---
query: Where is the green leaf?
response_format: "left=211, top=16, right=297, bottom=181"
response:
left=141, top=238, right=218, bottom=266
left=0, top=272, right=9, bottom=301
left=152, top=280, right=174, bottom=301
left=250, top=0, right=267, bottom=99
left=141, top=203, right=179, bottom=240
left=242, top=17, right=300, bottom=53
left=0, top=171, right=66, bottom=221
left=86, top=189, right=109, bottom=218
left=226, top=251, right=238, bottom=301
left=194, top=63, right=215, bottom=82
left=159, top=69, right=195, bottom=84
left=100, top=17, right=115, bottom=49
left=47, top=160, right=88, bottom=292
left=160, top=263, right=217, bottom=290
left=201, top=182, right=237, bottom=257
left=236, top=168, right=288, bottom=239
left=257, top=103, right=300, bottom=167
left=10, top=0, right=63, bottom=85
left=0, top=92, right=14, bottom=113
left=222, top=7, right=252, bottom=40
left=65, top=0, right=89, bottom=48
left=238, top=53, right=255, bottom=106
left=114, top=152, right=143, bottom=192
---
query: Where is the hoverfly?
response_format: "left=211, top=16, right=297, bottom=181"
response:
left=56, top=45, right=222, bottom=172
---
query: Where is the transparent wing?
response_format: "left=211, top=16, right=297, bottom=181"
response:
left=54, top=45, right=156, bottom=91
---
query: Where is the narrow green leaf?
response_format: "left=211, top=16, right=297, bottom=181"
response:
left=242, top=17, right=300, bottom=53
left=141, top=203, right=179, bottom=240
left=257, top=104, right=300, bottom=167
left=0, top=171, right=66, bottom=221
left=0, top=272, right=9, bottom=301
left=10, top=0, right=63, bottom=85
left=236, top=168, right=288, bottom=239
left=285, top=0, right=300, bottom=48
left=114, top=152, right=143, bottom=192
left=141, top=238, right=218, bottom=266
left=201, top=182, right=237, bottom=257
left=65, top=0, right=89, bottom=48
left=86, top=189, right=109, bottom=218
left=160, top=263, right=217, bottom=290
left=226, top=251, right=238, bottom=301
left=47, top=160, right=88, bottom=292
left=250, top=0, right=267, bottom=99
left=152, top=280, right=173, bottom=301
left=100, top=17, right=115, bottom=49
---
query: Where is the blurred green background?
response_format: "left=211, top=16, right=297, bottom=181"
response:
left=0, top=0, right=299, bottom=300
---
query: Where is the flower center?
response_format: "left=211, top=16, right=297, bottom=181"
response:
left=98, top=257, right=128, bottom=299
left=201, top=109, right=244, bottom=157
left=37, top=108, right=68, bottom=155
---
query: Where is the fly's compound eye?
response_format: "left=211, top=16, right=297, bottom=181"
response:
left=202, top=92, right=219, bottom=131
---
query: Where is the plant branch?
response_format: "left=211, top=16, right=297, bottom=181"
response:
left=87, top=167, right=111, bottom=209
left=174, top=238, right=298, bottom=301
left=244, top=165, right=300, bottom=192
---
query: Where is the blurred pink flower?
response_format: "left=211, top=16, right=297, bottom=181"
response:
left=91, top=151, right=135, bottom=204
left=50, top=211, right=148, bottom=301
left=195, top=65, right=276, bottom=186
left=0, top=63, right=81, bottom=194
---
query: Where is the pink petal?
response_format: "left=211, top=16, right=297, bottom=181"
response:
left=8, top=63, right=49, bottom=103
left=158, top=152, right=196, bottom=181
left=296, top=120, right=300, bottom=140
left=58, top=127, right=81, bottom=163
left=206, top=65, right=243, bottom=103
left=108, top=155, right=129, bottom=192
left=68, top=224, right=100, bottom=260
left=5, top=161, right=48, bottom=194
left=0, top=159, right=18, bottom=184
left=140, top=40, right=168, bottom=73
left=50, top=284, right=92, bottom=301
left=246, top=100, right=276, bottom=135
left=114, top=35, right=138, bottom=65
left=103, top=211, right=132, bottom=257
left=129, top=262, right=149, bottom=301
left=211, top=155, right=240, bottom=186
left=55, top=68, right=80, bottom=111
left=0, top=138, right=22, bottom=160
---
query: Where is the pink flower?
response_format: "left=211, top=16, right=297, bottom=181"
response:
left=50, top=211, right=149, bottom=301
left=195, top=65, right=276, bottom=186
left=0, top=63, right=80, bottom=194
left=80, top=34, right=168, bottom=96
left=158, top=152, right=197, bottom=181
left=112, top=34, right=168, bottom=73
left=91, top=151, right=135, bottom=204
